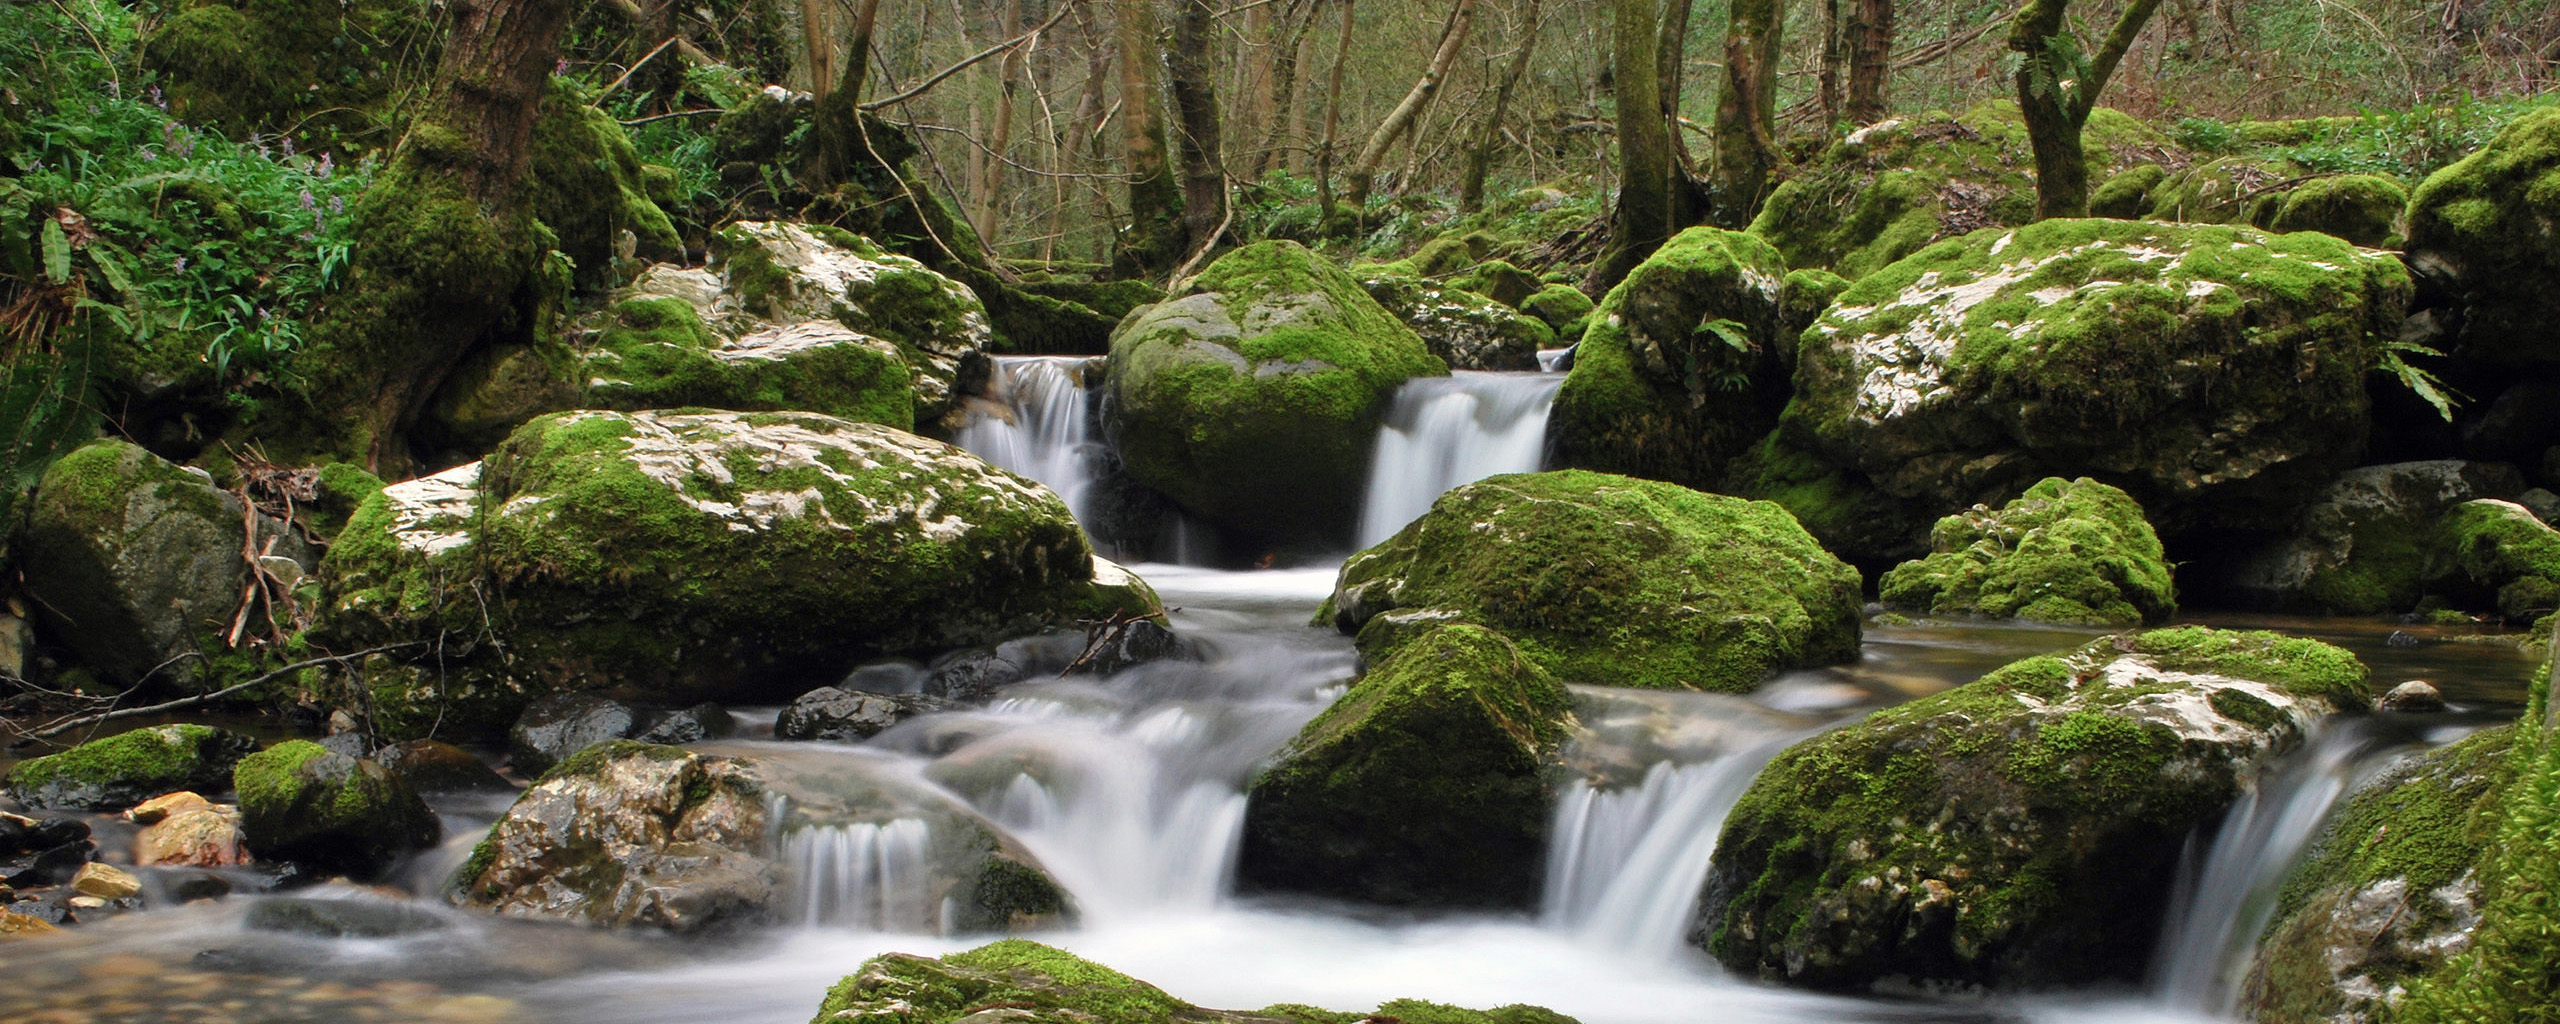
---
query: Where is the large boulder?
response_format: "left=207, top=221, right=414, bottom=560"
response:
left=2221, top=461, right=2527, bottom=614
left=456, top=741, right=1068, bottom=933
left=234, top=740, right=440, bottom=877
left=1323, top=470, right=1861, bottom=692
left=2427, top=499, right=2560, bottom=623
left=4, top=724, right=256, bottom=811
left=1878, top=477, right=2175, bottom=627
left=1699, top=628, right=2371, bottom=992
left=1355, top=272, right=1551, bottom=370
left=811, top=940, right=1583, bottom=1024
left=1238, top=624, right=1570, bottom=908
left=1104, top=240, right=1447, bottom=550
left=2271, top=174, right=2408, bottom=248
left=713, top=221, right=994, bottom=427
left=576, top=296, right=915, bottom=429
left=314, top=410, right=1159, bottom=740
left=2403, top=106, right=2560, bottom=365
left=21, top=440, right=315, bottom=689
left=2145, top=156, right=2297, bottom=227
left=1550, top=228, right=1793, bottom=488
left=1785, top=219, right=2410, bottom=543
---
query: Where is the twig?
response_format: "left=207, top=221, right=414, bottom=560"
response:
left=25, top=643, right=428, bottom=740
left=1165, top=175, right=1238, bottom=291
left=619, top=108, right=728, bottom=125
left=599, top=35, right=684, bottom=99
left=861, top=0, right=1079, bottom=111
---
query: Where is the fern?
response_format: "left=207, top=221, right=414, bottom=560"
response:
left=2379, top=340, right=2461, bottom=423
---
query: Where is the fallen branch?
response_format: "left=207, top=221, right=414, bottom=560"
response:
left=25, top=643, right=428, bottom=740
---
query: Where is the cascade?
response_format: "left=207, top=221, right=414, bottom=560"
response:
left=784, top=817, right=937, bottom=930
left=1542, top=739, right=1797, bottom=956
left=955, top=356, right=1105, bottom=522
left=1356, top=371, right=1565, bottom=548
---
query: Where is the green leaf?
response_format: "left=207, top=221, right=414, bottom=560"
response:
left=85, top=242, right=133, bottom=295
left=1698, top=318, right=1753, bottom=354
left=40, top=218, right=70, bottom=284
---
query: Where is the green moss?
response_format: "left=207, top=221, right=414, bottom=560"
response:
left=2147, top=157, right=2298, bottom=226
left=2428, top=499, right=2560, bottom=623
left=1519, top=283, right=1596, bottom=337
left=1356, top=272, right=1551, bottom=369
left=3, top=724, right=252, bottom=810
left=2272, top=174, right=2408, bottom=247
left=1878, top=477, right=2175, bottom=627
left=2403, top=106, right=2560, bottom=363
left=578, top=296, right=915, bottom=429
left=235, top=739, right=441, bottom=875
left=1779, top=267, right=1852, bottom=337
left=527, top=78, right=683, bottom=290
left=2090, top=164, right=2168, bottom=219
left=142, top=0, right=426, bottom=149
left=1324, top=470, right=1861, bottom=693
left=1717, top=431, right=1918, bottom=565
left=1240, top=623, right=1570, bottom=907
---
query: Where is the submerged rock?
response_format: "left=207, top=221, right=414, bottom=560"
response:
left=372, top=739, right=514, bottom=793
left=1355, top=272, right=1551, bottom=370
left=1550, top=227, right=1792, bottom=489
left=1239, top=624, right=1570, bottom=908
left=775, top=687, right=954, bottom=741
left=1878, top=477, right=2175, bottom=626
left=1104, top=240, right=1447, bottom=549
left=1787, top=218, right=2410, bottom=542
left=21, top=440, right=315, bottom=690
left=1323, top=470, right=1861, bottom=692
left=1700, top=628, right=2370, bottom=992
left=2403, top=106, right=2560, bottom=365
left=2224, top=461, right=2525, bottom=614
left=4, top=724, right=256, bottom=811
left=313, top=410, right=1159, bottom=740
left=234, top=740, right=440, bottom=878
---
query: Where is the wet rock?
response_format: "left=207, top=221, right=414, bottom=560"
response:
left=234, top=740, right=439, bottom=878
left=2520, top=488, right=2560, bottom=527
left=244, top=897, right=451, bottom=938
left=134, top=803, right=249, bottom=868
left=124, top=791, right=211, bottom=826
left=1064, top=619, right=1184, bottom=677
left=167, top=871, right=233, bottom=902
left=2388, top=630, right=2422, bottom=649
left=2378, top=680, right=2449, bottom=713
left=509, top=692, right=642, bottom=777
left=1355, top=272, right=1551, bottom=371
left=371, top=740, right=513, bottom=793
left=2458, top=381, right=2560, bottom=464
left=2225, top=461, right=2525, bottom=614
left=1879, top=477, right=2175, bottom=627
left=5, top=841, right=93, bottom=889
left=0, top=909, right=59, bottom=938
left=776, top=687, right=953, bottom=742
left=2403, top=106, right=2560, bottom=364
left=633, top=703, right=737, bottom=745
left=21, top=439, right=315, bottom=689
left=3, top=724, right=256, bottom=811
left=1701, top=627, right=2370, bottom=992
left=0, top=812, right=80, bottom=855
left=921, top=647, right=1026, bottom=703
left=2426, top=499, right=2560, bottom=622
left=843, top=658, right=930, bottom=693
left=69, top=862, right=140, bottom=901
left=0, top=613, right=28, bottom=681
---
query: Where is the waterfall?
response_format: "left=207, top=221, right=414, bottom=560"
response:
left=784, top=818, right=937, bottom=930
left=1541, top=740, right=1794, bottom=957
left=955, top=356, right=1105, bottom=522
left=2150, top=726, right=2397, bottom=1014
left=1356, top=371, right=1565, bottom=548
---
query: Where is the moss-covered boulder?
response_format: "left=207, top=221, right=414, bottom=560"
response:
left=234, top=739, right=439, bottom=877
left=1786, top=218, right=2410, bottom=542
left=2425, top=499, right=2560, bottom=623
left=1355, top=273, right=1551, bottom=370
left=576, top=296, right=915, bottom=429
left=1700, top=628, right=2371, bottom=992
left=1519, top=283, right=1596, bottom=339
left=142, top=0, right=426, bottom=146
left=1748, top=103, right=2163, bottom=280
left=1878, top=477, right=2174, bottom=626
left=458, top=741, right=1068, bottom=933
left=1238, top=624, right=1570, bottom=908
left=1717, top=431, right=1934, bottom=565
left=2271, top=174, right=2408, bottom=248
left=1323, top=470, right=1861, bottom=692
left=2145, top=156, right=2297, bottom=226
left=1549, top=228, right=1792, bottom=488
left=1104, top=241, right=1446, bottom=549
left=711, top=221, right=995, bottom=427
left=2223, top=461, right=2526, bottom=614
left=1778, top=267, right=1853, bottom=337
left=20, top=440, right=316, bottom=690
left=811, top=940, right=1583, bottom=1024
left=2242, top=726, right=2513, bottom=1024
left=2090, top=163, right=2169, bottom=219
left=3, top=724, right=256, bottom=811
left=2403, top=106, right=2560, bottom=364
left=313, top=410, right=1158, bottom=740
left=528, top=80, right=683, bottom=290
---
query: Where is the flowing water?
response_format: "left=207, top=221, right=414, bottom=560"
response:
left=953, top=356, right=1107, bottom=525
left=1356, top=370, right=1565, bottom=547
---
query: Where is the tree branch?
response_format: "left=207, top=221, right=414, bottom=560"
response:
left=861, top=1, right=1080, bottom=111
left=23, top=643, right=429, bottom=740
left=2077, top=0, right=2164, bottom=121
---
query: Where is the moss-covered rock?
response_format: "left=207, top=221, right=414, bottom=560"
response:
left=810, top=940, right=1584, bottom=1024
left=1778, top=267, right=1852, bottom=338
left=142, top=0, right=427, bottom=148
left=1518, top=283, right=1596, bottom=339
left=2224, top=461, right=2526, bottom=615
left=1700, top=628, right=2371, bottom=992
left=2242, top=726, right=2513, bottom=1024
left=1549, top=228, right=1791, bottom=488
left=2146, top=156, right=2298, bottom=226
left=3, top=724, right=256, bottom=811
left=1747, top=103, right=2163, bottom=280
left=1238, top=624, right=1570, bottom=908
left=234, top=739, right=439, bottom=877
left=2272, top=173, right=2408, bottom=248
left=2403, top=106, right=2560, bottom=365
left=1878, top=477, right=2174, bottom=626
left=2425, top=499, right=2560, bottom=623
left=527, top=79, right=683, bottom=290
left=313, top=410, right=1157, bottom=740
left=710, top=221, right=994, bottom=428
left=1717, top=431, right=1931, bottom=565
left=1450, top=259, right=1543, bottom=309
left=1355, top=273, right=1551, bottom=370
left=1786, top=218, right=2410, bottom=543
left=2090, top=163, right=2169, bottom=219
left=1323, top=470, right=1861, bottom=692
left=1104, top=241, right=1446, bottom=549
left=577, top=296, right=916, bottom=428
left=20, top=439, right=315, bottom=689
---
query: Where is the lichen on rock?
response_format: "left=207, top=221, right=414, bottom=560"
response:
left=710, top=220, right=992, bottom=427
left=575, top=295, right=916, bottom=429
left=1355, top=272, right=1551, bottom=370
left=1878, top=477, right=2176, bottom=627
left=4, top=724, right=256, bottom=811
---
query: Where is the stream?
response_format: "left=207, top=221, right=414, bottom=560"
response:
left=0, top=357, right=2540, bottom=1024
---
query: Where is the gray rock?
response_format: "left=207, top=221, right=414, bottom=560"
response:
left=371, top=739, right=513, bottom=793
left=776, top=687, right=954, bottom=742
left=2224, top=461, right=2527, bottom=614
left=922, top=647, right=1025, bottom=703
left=235, top=742, right=440, bottom=878
left=245, top=897, right=451, bottom=938
left=508, top=692, right=641, bottom=777
left=1066, top=620, right=1185, bottom=676
left=3, top=724, right=256, bottom=811
left=2518, top=488, right=2560, bottom=527
left=2461, top=381, right=2560, bottom=464
left=633, top=703, right=737, bottom=745
left=1356, top=274, right=1549, bottom=371
left=2378, top=680, right=2449, bottom=713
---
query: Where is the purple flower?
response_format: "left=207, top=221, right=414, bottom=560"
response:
left=316, top=152, right=333, bottom=178
left=299, top=189, right=316, bottom=210
left=554, top=59, right=568, bottom=76
left=281, top=137, right=295, bottom=158
left=148, top=86, right=163, bottom=108
left=173, top=256, right=187, bottom=272
left=312, top=210, right=325, bottom=233
left=328, top=195, right=344, bottom=215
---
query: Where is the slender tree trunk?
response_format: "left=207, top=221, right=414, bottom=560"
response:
left=1843, top=0, right=1893, bottom=123
left=801, top=0, right=834, bottom=100
left=2010, top=0, right=2161, bottom=219
left=1260, top=0, right=1317, bottom=178
left=1656, top=0, right=1707, bottom=229
left=1331, top=0, right=1480, bottom=235
left=977, top=0, right=1027, bottom=248
left=1460, top=0, right=1544, bottom=213
left=1711, top=0, right=1782, bottom=226
left=1236, top=1, right=1276, bottom=175
left=1115, top=0, right=1186, bottom=276
left=1169, top=0, right=1228, bottom=256
left=1818, top=0, right=1843, bottom=122
left=1314, top=0, right=1356, bottom=231
left=1592, top=0, right=1669, bottom=290
left=807, top=0, right=884, bottom=187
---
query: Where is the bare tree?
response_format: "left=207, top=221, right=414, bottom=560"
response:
left=1328, top=0, right=1482, bottom=236
left=1314, top=0, right=1357, bottom=229
left=1461, top=0, right=1545, bottom=212
left=1169, top=0, right=1229, bottom=260
left=2009, top=0, right=2162, bottom=218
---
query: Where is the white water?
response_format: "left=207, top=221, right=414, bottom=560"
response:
left=1543, top=749, right=1790, bottom=956
left=785, top=818, right=936, bottom=930
left=1356, top=371, right=1565, bottom=547
left=955, top=356, right=1105, bottom=523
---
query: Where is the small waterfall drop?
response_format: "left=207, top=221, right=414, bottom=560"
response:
left=1356, top=371, right=1564, bottom=548
left=1542, top=741, right=1793, bottom=956
left=955, top=356, right=1105, bottom=521
left=785, top=818, right=937, bottom=930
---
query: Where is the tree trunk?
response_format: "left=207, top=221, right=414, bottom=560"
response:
left=807, top=0, right=884, bottom=187
left=1314, top=0, right=1356, bottom=232
left=306, top=0, right=575, bottom=473
left=1843, top=0, right=1893, bottom=124
left=1115, top=0, right=1186, bottom=277
left=2010, top=0, right=2161, bottom=219
left=1818, top=0, right=1842, bottom=123
left=1260, top=0, right=1318, bottom=178
left=801, top=0, right=834, bottom=100
left=976, top=0, right=1026, bottom=248
left=1331, top=0, right=1480, bottom=235
left=1711, top=0, right=1782, bottom=226
left=1169, top=0, right=1228, bottom=258
left=1591, top=0, right=1670, bottom=290
left=1655, top=0, right=1708, bottom=230
left=1460, top=0, right=1543, bottom=213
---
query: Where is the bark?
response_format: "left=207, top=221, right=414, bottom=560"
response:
left=1460, top=0, right=1544, bottom=212
left=1843, top=0, right=1893, bottom=124
left=2009, top=0, right=2161, bottom=219
left=801, top=0, right=834, bottom=100
left=1259, top=0, right=1318, bottom=177
left=1170, top=0, right=1228, bottom=254
left=1655, top=0, right=1707, bottom=229
left=1314, top=0, right=1356, bottom=230
left=1591, top=0, right=1669, bottom=290
left=1115, top=0, right=1186, bottom=276
left=976, top=0, right=1026, bottom=247
left=807, top=0, right=885, bottom=187
left=1711, top=0, right=1783, bottom=226
left=1331, top=0, right=1480, bottom=234
left=1819, top=0, right=1843, bottom=123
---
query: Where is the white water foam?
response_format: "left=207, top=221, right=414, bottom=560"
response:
left=1356, top=371, right=1563, bottom=547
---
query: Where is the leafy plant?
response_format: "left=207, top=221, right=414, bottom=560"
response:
left=2379, top=340, right=2461, bottom=423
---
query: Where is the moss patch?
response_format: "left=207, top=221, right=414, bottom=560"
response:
left=2272, top=174, right=2407, bottom=248
left=4, top=724, right=255, bottom=810
left=1879, top=477, right=2175, bottom=626
left=2426, top=499, right=2560, bottom=623
left=234, top=739, right=440, bottom=876
left=2402, top=106, right=2560, bottom=364
left=577, top=296, right=915, bottom=428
